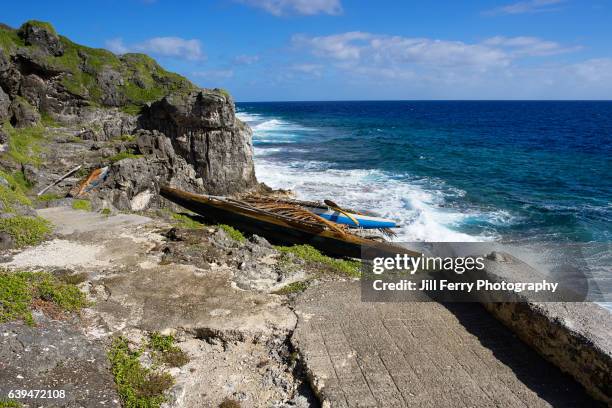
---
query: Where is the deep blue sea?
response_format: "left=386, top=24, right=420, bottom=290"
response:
left=236, top=101, right=611, bottom=306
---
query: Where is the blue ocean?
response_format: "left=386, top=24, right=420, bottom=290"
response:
left=236, top=101, right=611, bottom=305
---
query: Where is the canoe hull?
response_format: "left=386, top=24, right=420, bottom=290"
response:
left=307, top=207, right=397, bottom=229
left=160, top=186, right=415, bottom=259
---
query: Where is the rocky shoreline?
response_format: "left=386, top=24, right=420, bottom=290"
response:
left=1, top=20, right=610, bottom=408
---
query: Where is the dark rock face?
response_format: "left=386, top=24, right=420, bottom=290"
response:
left=93, top=130, right=205, bottom=210
left=138, top=91, right=257, bottom=195
left=9, top=97, right=40, bottom=127
left=0, top=85, right=10, bottom=121
left=17, top=21, right=64, bottom=56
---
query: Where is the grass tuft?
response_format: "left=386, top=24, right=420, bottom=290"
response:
left=37, top=193, right=63, bottom=202
left=0, top=170, right=32, bottom=212
left=275, top=244, right=361, bottom=277
left=109, top=150, right=143, bottom=163
left=273, top=280, right=310, bottom=295
left=149, top=332, right=189, bottom=368
left=170, top=212, right=203, bottom=229
left=0, top=216, right=51, bottom=248
left=0, top=399, right=22, bottom=408
left=3, top=123, right=46, bottom=166
left=219, top=398, right=241, bottom=408
left=0, top=270, right=88, bottom=325
left=72, top=199, right=92, bottom=211
left=108, top=337, right=174, bottom=408
left=218, top=224, right=245, bottom=242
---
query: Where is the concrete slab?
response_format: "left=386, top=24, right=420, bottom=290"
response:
left=293, top=281, right=603, bottom=408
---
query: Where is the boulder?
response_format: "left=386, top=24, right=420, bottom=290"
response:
left=9, top=97, right=40, bottom=127
left=138, top=90, right=257, bottom=195
left=17, top=21, right=64, bottom=56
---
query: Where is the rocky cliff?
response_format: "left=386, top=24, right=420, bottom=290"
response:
left=0, top=20, right=257, bottom=211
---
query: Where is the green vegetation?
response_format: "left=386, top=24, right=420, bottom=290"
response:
left=0, top=216, right=51, bottom=248
left=0, top=270, right=88, bottom=325
left=57, top=272, right=88, bottom=285
left=72, top=199, right=92, bottom=211
left=219, top=399, right=241, bottom=408
left=113, top=134, right=136, bottom=142
left=170, top=212, right=204, bottom=229
left=273, top=280, right=310, bottom=295
left=108, top=150, right=143, bottom=163
left=19, top=20, right=57, bottom=35
left=214, top=88, right=231, bottom=99
left=149, top=332, right=189, bottom=368
left=40, top=111, right=61, bottom=127
left=37, top=192, right=63, bottom=202
left=218, top=224, right=246, bottom=242
left=108, top=337, right=174, bottom=408
left=1, top=21, right=200, bottom=111
left=275, top=244, right=361, bottom=277
left=0, top=170, right=32, bottom=212
left=3, top=122, right=46, bottom=166
left=0, top=25, right=25, bottom=52
left=0, top=399, right=22, bottom=408
left=101, top=208, right=112, bottom=216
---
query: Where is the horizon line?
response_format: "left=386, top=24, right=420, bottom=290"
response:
left=235, top=99, right=612, bottom=103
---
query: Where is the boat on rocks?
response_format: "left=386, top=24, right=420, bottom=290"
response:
left=159, top=186, right=414, bottom=259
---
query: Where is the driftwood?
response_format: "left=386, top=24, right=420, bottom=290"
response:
left=37, top=165, right=82, bottom=196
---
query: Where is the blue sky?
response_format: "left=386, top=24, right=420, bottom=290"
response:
left=3, top=0, right=612, bottom=101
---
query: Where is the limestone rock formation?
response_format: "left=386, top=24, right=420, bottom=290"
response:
left=138, top=90, right=257, bottom=195
left=0, top=20, right=258, bottom=210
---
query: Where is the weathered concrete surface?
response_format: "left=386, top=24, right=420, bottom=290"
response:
left=475, top=252, right=612, bottom=404
left=0, top=314, right=120, bottom=408
left=293, top=281, right=603, bottom=408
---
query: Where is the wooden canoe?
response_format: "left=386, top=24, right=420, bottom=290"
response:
left=159, top=186, right=417, bottom=259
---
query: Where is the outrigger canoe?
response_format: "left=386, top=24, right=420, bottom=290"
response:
left=159, top=186, right=415, bottom=259
left=305, top=206, right=397, bottom=229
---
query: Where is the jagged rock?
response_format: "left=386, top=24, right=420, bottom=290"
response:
left=94, top=131, right=204, bottom=210
left=97, top=67, right=125, bottom=107
left=138, top=90, right=257, bottom=195
left=17, top=21, right=64, bottom=56
left=0, top=85, right=10, bottom=121
left=9, top=97, right=40, bottom=127
left=77, top=128, right=103, bottom=141
left=19, top=73, right=46, bottom=108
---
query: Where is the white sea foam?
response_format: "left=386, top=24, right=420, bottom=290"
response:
left=255, top=159, right=498, bottom=242
left=243, top=109, right=506, bottom=242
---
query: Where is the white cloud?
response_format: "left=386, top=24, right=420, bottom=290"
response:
left=192, top=69, right=235, bottom=80
left=233, top=54, right=260, bottom=65
left=485, top=0, right=565, bottom=15
left=290, top=63, right=324, bottom=76
left=285, top=31, right=612, bottom=99
left=294, top=32, right=519, bottom=68
left=294, top=32, right=579, bottom=68
left=483, top=36, right=580, bottom=56
left=570, top=58, right=612, bottom=82
left=106, top=37, right=204, bottom=61
left=235, top=0, right=342, bottom=16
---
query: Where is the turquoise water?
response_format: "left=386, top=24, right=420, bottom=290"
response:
left=236, top=101, right=611, bottom=304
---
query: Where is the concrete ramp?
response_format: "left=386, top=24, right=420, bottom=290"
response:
left=292, top=281, right=602, bottom=408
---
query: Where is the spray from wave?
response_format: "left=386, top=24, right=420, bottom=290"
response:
left=237, top=110, right=506, bottom=243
